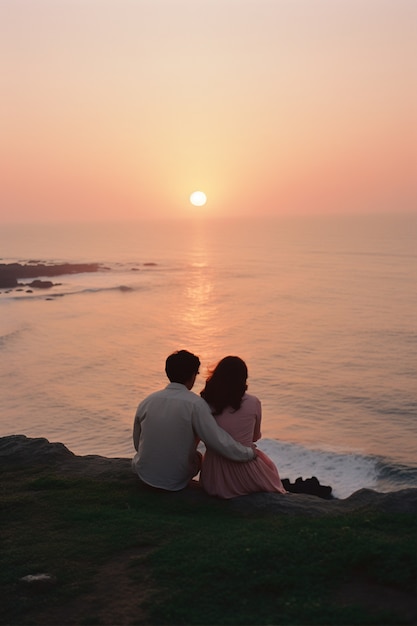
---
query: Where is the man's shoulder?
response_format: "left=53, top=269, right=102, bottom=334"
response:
left=136, top=386, right=209, bottom=413
left=136, top=388, right=166, bottom=409
left=185, top=390, right=209, bottom=408
left=138, top=386, right=205, bottom=404
left=141, top=388, right=166, bottom=401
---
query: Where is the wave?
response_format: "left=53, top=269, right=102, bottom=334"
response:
left=257, top=439, right=417, bottom=499
left=4, top=284, right=146, bottom=301
left=309, top=250, right=417, bottom=260
left=0, top=327, right=26, bottom=349
left=68, top=284, right=138, bottom=294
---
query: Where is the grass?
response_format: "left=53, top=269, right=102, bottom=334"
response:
left=1, top=464, right=416, bottom=625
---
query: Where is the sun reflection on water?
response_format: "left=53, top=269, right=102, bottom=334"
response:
left=175, top=223, right=226, bottom=366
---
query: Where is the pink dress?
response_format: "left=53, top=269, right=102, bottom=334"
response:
left=200, top=393, right=287, bottom=499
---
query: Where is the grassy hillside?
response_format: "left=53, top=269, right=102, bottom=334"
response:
left=1, top=464, right=416, bottom=625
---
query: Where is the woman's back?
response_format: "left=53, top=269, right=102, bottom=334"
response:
left=214, top=393, right=261, bottom=446
left=200, top=355, right=286, bottom=499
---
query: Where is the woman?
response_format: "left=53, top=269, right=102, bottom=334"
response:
left=200, top=356, right=287, bottom=499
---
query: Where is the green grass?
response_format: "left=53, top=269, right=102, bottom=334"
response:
left=1, top=465, right=416, bottom=625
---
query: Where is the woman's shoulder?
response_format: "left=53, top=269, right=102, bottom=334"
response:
left=241, top=393, right=261, bottom=410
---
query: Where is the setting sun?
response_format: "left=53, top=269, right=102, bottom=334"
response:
left=190, top=191, right=207, bottom=207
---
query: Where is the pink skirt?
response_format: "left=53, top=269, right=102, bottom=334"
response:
left=200, top=448, right=287, bottom=499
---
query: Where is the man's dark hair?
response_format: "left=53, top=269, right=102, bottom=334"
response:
left=165, top=350, right=200, bottom=384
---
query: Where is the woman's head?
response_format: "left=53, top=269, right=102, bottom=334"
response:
left=201, top=356, right=248, bottom=415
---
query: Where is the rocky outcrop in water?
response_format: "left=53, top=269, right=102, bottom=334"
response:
left=1, top=435, right=416, bottom=516
left=27, top=280, right=56, bottom=289
left=0, top=262, right=104, bottom=288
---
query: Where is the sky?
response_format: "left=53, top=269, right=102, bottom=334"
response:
left=1, top=0, right=416, bottom=222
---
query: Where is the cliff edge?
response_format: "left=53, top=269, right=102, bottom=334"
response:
left=1, top=434, right=416, bottom=517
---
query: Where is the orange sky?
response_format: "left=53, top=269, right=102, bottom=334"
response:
left=1, top=0, right=416, bottom=222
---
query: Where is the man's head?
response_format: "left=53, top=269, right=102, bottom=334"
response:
left=165, top=350, right=200, bottom=388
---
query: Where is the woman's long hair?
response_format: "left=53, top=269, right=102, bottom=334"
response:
left=201, top=356, right=248, bottom=416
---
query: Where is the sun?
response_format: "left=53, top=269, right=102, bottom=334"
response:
left=189, top=191, right=207, bottom=207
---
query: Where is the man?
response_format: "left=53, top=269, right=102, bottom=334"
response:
left=132, top=350, right=255, bottom=491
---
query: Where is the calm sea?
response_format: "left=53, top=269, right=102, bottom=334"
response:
left=1, top=213, right=416, bottom=498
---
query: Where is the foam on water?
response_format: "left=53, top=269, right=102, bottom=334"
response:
left=0, top=328, right=23, bottom=347
left=258, top=439, right=412, bottom=499
left=7, top=284, right=142, bottom=301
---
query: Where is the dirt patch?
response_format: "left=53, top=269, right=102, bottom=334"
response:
left=33, top=547, right=156, bottom=626
left=29, top=565, right=417, bottom=626
left=336, top=576, right=417, bottom=624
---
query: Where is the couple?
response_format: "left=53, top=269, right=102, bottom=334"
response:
left=132, top=349, right=287, bottom=498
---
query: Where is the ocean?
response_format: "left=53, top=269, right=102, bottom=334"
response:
left=1, top=213, right=416, bottom=498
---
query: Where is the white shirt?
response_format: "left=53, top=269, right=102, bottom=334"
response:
left=132, top=383, right=255, bottom=491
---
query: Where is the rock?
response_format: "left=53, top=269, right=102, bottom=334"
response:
left=0, top=269, right=17, bottom=288
left=282, top=476, right=333, bottom=499
left=0, top=435, right=131, bottom=478
left=27, top=280, right=55, bottom=289
left=0, top=435, right=75, bottom=464
left=1, top=435, right=416, bottom=516
left=19, top=573, right=57, bottom=592
left=228, top=487, right=417, bottom=517
left=0, top=262, right=103, bottom=288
